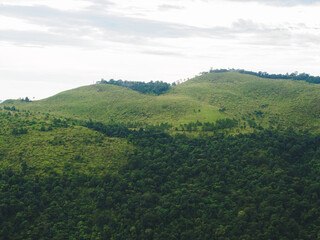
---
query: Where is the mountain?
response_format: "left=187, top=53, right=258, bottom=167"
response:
left=1, top=71, right=320, bottom=239
left=3, top=72, right=320, bottom=131
left=171, top=72, right=320, bottom=131
left=2, top=82, right=226, bottom=126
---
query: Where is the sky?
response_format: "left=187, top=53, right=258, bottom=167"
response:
left=1, top=0, right=320, bottom=100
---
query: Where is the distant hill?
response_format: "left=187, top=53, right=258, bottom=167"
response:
left=3, top=72, right=320, bottom=131
left=205, top=68, right=320, bottom=84
left=2, top=83, right=226, bottom=127
left=171, top=72, right=320, bottom=131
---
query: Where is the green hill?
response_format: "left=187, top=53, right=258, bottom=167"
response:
left=2, top=72, right=320, bottom=239
left=171, top=72, right=320, bottom=131
left=3, top=83, right=226, bottom=126
left=4, top=72, right=320, bottom=131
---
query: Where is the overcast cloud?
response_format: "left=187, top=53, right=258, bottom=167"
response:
left=226, top=0, right=320, bottom=6
left=1, top=0, right=320, bottom=100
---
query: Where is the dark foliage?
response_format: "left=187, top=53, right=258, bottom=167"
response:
left=205, top=68, right=320, bottom=84
left=11, top=127, right=28, bottom=135
left=2, top=121, right=320, bottom=239
left=84, top=120, right=131, bottom=138
left=178, top=119, right=238, bottom=132
left=21, top=97, right=31, bottom=102
left=97, top=79, right=171, bottom=95
left=3, top=106, right=17, bottom=111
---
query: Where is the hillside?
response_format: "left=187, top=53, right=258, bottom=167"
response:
left=4, top=72, right=320, bottom=132
left=171, top=72, right=320, bottom=131
left=1, top=106, right=320, bottom=239
left=2, top=83, right=226, bottom=126
left=0, top=109, right=133, bottom=176
left=2, top=72, right=320, bottom=239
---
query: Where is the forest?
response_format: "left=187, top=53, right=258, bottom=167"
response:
left=1, top=107, right=320, bottom=239
left=97, top=79, right=171, bottom=95
left=206, top=69, right=320, bottom=84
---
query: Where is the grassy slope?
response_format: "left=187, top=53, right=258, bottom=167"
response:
left=3, top=84, right=226, bottom=125
left=3, top=72, right=320, bottom=131
left=0, top=109, right=133, bottom=175
left=171, top=72, right=320, bottom=131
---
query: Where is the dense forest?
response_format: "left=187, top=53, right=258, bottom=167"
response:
left=205, top=69, right=320, bottom=84
left=1, top=107, right=320, bottom=239
left=97, top=79, right=171, bottom=95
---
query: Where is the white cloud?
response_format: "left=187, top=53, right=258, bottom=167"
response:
left=0, top=0, right=93, bottom=10
left=0, top=0, right=320, bottom=100
left=225, top=0, right=320, bottom=6
left=158, top=4, right=185, bottom=11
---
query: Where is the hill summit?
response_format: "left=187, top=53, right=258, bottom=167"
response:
left=3, top=71, right=320, bottom=131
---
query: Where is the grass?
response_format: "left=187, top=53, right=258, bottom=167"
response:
left=3, top=72, right=320, bottom=131
left=3, top=83, right=226, bottom=126
left=170, top=72, right=320, bottom=131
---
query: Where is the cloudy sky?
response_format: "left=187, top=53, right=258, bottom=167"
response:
left=1, top=0, right=320, bottom=100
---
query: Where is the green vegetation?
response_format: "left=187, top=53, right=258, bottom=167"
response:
left=171, top=72, right=320, bottom=131
left=2, top=83, right=226, bottom=127
left=2, top=71, right=320, bottom=239
left=20, top=97, right=31, bottom=102
left=98, top=79, right=171, bottom=95
left=1, top=108, right=320, bottom=239
left=207, top=68, right=320, bottom=84
left=0, top=110, right=133, bottom=175
left=4, top=72, right=320, bottom=132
